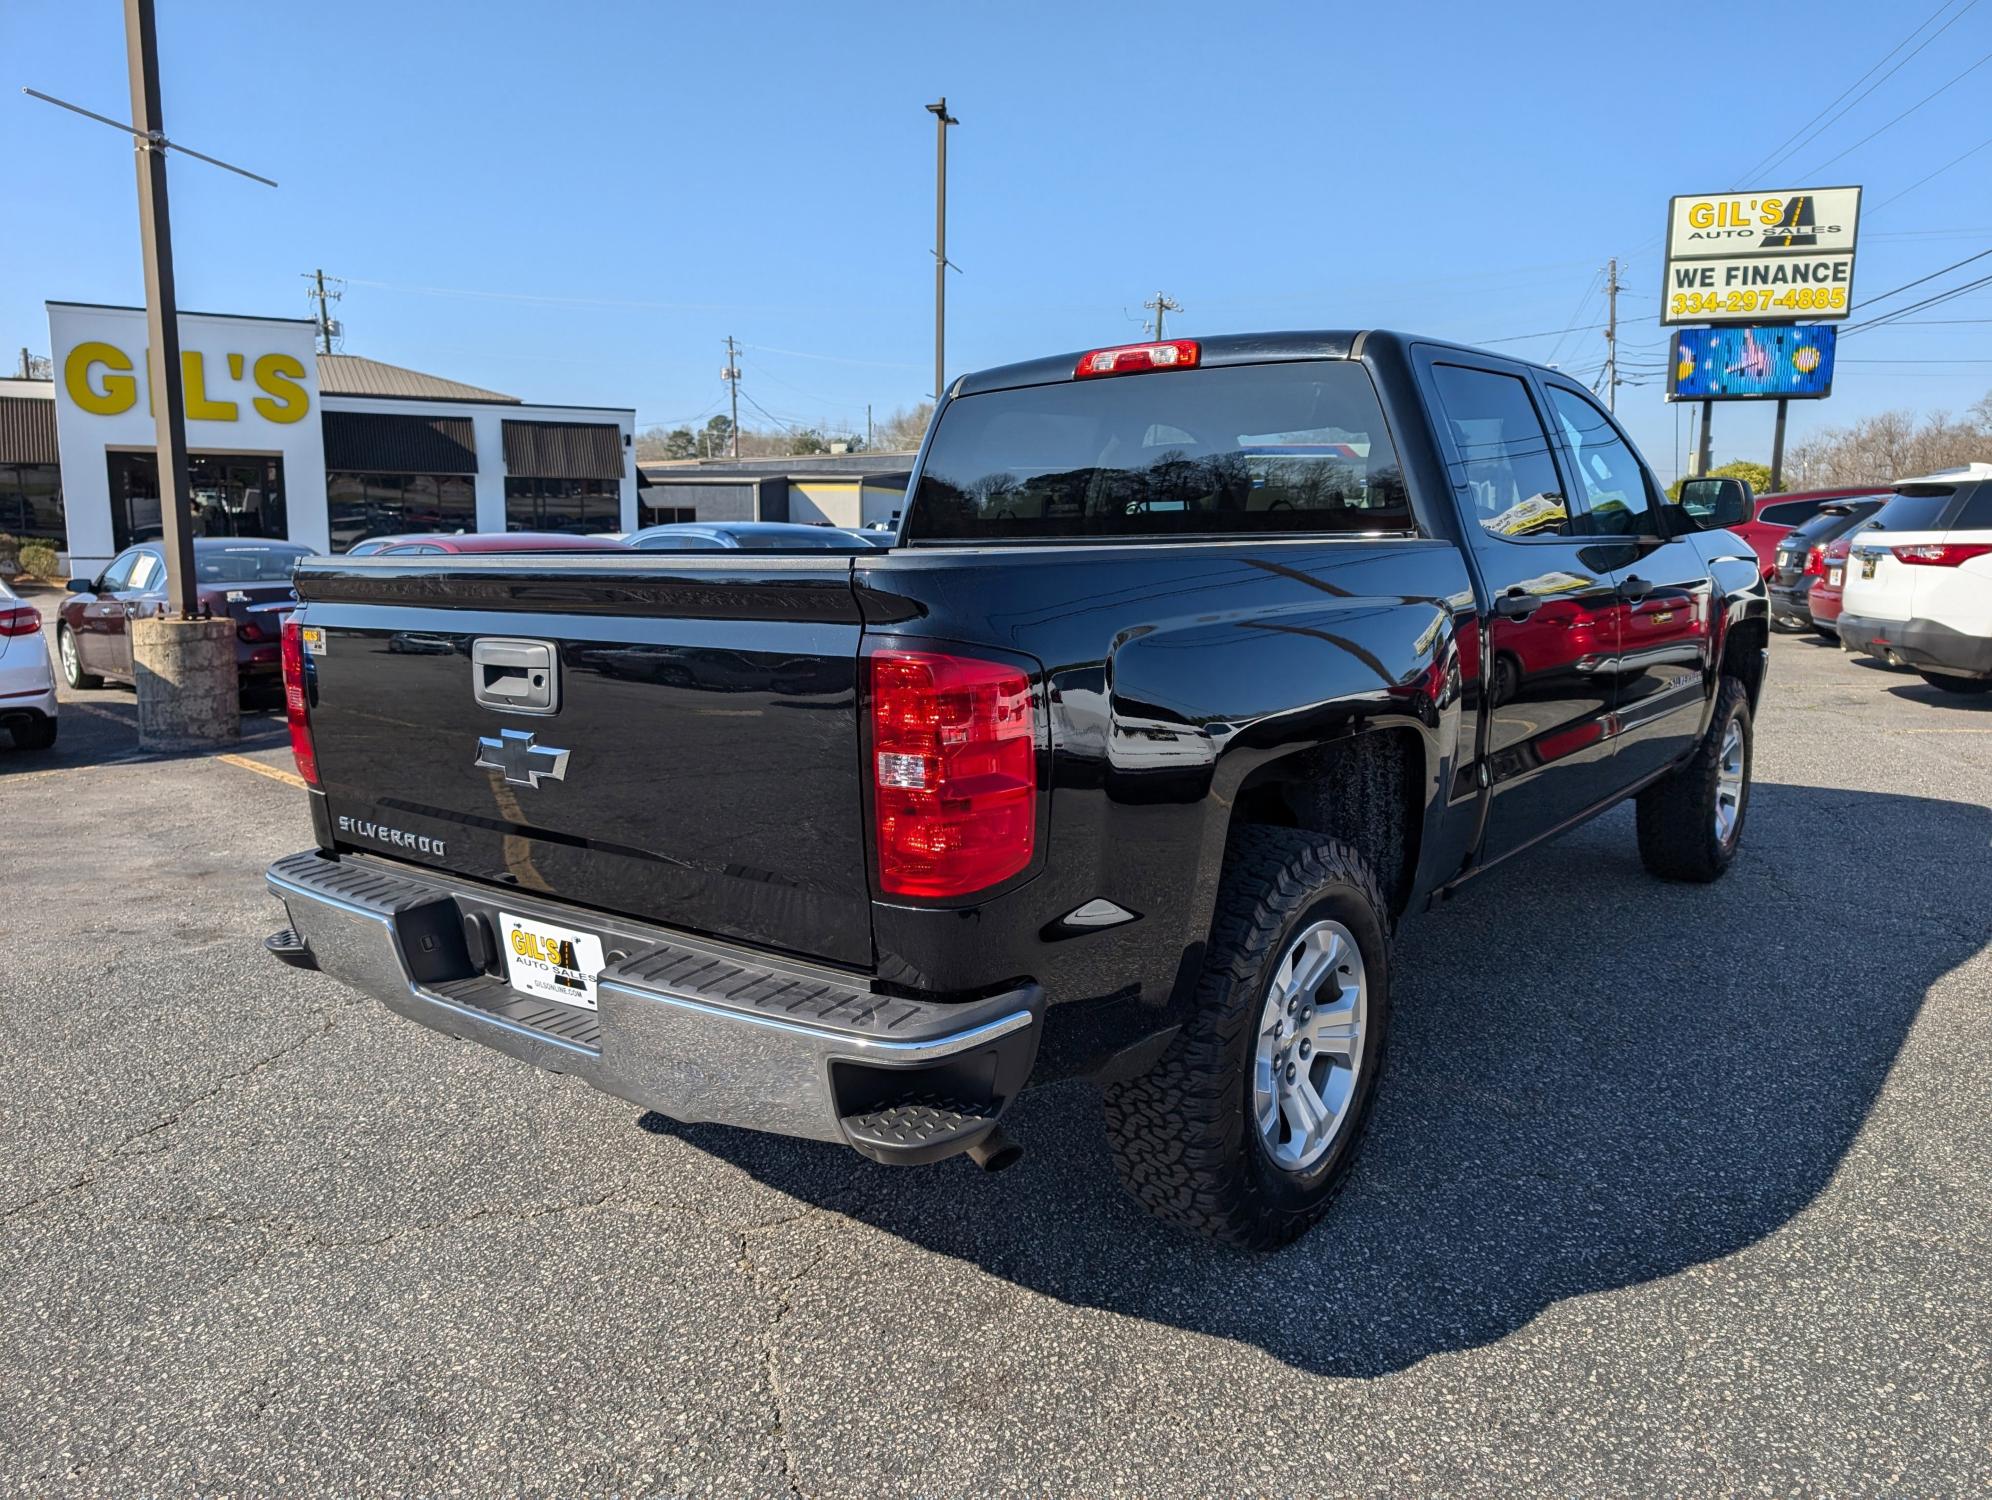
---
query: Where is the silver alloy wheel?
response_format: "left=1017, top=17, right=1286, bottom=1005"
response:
left=1252, top=918, right=1367, bottom=1173
left=1715, top=716, right=1746, bottom=845
left=58, top=626, right=78, bottom=683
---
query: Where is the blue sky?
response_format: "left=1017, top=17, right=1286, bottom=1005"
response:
left=4, top=0, right=1990, bottom=478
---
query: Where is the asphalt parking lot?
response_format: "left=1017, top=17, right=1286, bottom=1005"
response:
left=2, top=611, right=1988, bottom=1497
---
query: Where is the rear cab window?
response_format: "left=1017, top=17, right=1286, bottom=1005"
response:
left=905, top=361, right=1411, bottom=542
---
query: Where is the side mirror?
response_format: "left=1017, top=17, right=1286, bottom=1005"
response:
left=65, top=577, right=93, bottom=593
left=1678, top=476, right=1752, bottom=530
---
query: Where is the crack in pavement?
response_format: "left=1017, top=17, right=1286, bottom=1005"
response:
left=739, top=1212, right=814, bottom=1500
left=0, top=1010, right=339, bottom=1224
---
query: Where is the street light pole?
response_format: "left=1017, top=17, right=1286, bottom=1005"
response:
left=124, top=0, right=198, bottom=621
left=926, top=98, right=957, bottom=403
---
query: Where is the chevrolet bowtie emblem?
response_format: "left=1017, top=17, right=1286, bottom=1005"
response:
left=474, top=728, right=570, bottom=789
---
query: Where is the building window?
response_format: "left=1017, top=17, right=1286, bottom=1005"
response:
left=328, top=472, right=477, bottom=551
left=107, top=452, right=288, bottom=552
left=639, top=503, right=696, bottom=528
left=505, top=477, right=620, bottom=533
left=0, top=463, right=65, bottom=548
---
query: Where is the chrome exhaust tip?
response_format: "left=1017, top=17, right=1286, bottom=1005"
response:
left=966, top=1126, right=1022, bottom=1173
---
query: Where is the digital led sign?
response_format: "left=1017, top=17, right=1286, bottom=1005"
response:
left=1667, top=325, right=1837, bottom=401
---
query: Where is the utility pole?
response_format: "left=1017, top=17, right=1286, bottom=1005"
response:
left=926, top=98, right=958, bottom=402
left=722, top=336, right=741, bottom=459
left=305, top=267, right=342, bottom=354
left=1143, top=291, right=1182, bottom=342
left=1603, top=257, right=1620, bottom=414
left=25, top=1, right=276, bottom=622
left=866, top=402, right=873, bottom=451
left=125, top=0, right=198, bottom=621
left=16, top=348, right=28, bottom=379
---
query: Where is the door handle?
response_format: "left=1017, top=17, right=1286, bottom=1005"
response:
left=1618, top=575, right=1655, bottom=603
left=1493, top=588, right=1539, bottom=619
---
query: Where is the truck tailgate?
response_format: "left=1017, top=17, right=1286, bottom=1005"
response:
left=292, top=554, right=872, bottom=968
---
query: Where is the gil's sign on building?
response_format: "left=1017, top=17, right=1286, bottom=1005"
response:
left=1662, top=187, right=1861, bottom=325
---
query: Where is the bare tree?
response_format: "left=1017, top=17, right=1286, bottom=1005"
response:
left=874, top=402, right=934, bottom=453
left=1785, top=395, right=1992, bottom=487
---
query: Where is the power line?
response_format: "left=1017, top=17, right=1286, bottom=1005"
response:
left=1734, top=0, right=1982, bottom=184
left=1804, top=47, right=1992, bottom=174
left=1544, top=268, right=1605, bottom=368
left=1852, top=247, right=1992, bottom=311
left=735, top=340, right=921, bottom=371
left=1477, top=320, right=1610, bottom=346
left=1142, top=291, right=1182, bottom=341
left=1842, top=271, right=1992, bottom=335
left=1871, top=134, right=1992, bottom=214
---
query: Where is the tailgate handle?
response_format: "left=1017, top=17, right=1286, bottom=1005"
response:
left=472, top=638, right=558, bottom=714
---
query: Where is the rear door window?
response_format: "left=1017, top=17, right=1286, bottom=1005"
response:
left=126, top=553, right=163, bottom=593
left=907, top=361, right=1410, bottom=541
left=1427, top=365, right=1573, bottom=539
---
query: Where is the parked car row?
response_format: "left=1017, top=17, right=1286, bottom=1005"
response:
left=1762, top=466, right=1992, bottom=695
left=43, top=522, right=887, bottom=704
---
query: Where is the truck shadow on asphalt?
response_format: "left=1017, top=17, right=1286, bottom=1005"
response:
left=642, top=782, right=1990, bottom=1378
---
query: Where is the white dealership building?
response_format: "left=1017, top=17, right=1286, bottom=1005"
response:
left=0, top=301, right=638, bottom=574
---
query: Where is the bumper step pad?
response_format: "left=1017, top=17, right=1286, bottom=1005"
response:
left=841, top=1094, right=1000, bottom=1166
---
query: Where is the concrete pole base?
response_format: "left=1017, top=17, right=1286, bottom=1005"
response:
left=134, top=615, right=240, bottom=751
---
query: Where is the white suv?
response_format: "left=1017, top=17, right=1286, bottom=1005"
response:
left=1840, top=465, right=1992, bottom=694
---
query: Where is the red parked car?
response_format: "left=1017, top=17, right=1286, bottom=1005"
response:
left=1808, top=533, right=1860, bottom=636
left=58, top=538, right=311, bottom=694
left=360, top=532, right=633, bottom=556
left=1731, top=486, right=1877, bottom=580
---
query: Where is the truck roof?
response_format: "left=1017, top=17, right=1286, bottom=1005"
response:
left=950, top=329, right=1550, bottom=398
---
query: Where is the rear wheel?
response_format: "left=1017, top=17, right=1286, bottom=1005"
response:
left=1917, top=670, right=1992, bottom=695
left=1103, top=827, right=1391, bottom=1250
left=57, top=625, right=101, bottom=690
left=7, top=715, right=57, bottom=751
left=1636, top=676, right=1751, bottom=882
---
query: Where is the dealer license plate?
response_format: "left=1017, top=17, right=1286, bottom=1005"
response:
left=499, top=911, right=605, bottom=1011
left=1828, top=566, right=1843, bottom=586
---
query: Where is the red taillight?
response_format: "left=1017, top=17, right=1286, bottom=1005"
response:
left=0, top=603, right=40, bottom=637
left=869, top=647, right=1036, bottom=898
left=1073, top=340, right=1200, bottom=379
left=238, top=620, right=265, bottom=642
left=1803, top=545, right=1825, bottom=577
left=280, top=617, right=319, bottom=787
left=1891, top=542, right=1992, bottom=567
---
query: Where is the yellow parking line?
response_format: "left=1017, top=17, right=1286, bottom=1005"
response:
left=217, top=752, right=306, bottom=788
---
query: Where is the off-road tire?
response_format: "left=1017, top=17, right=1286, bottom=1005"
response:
left=1916, top=670, right=1992, bottom=695
left=1103, top=827, right=1392, bottom=1251
left=1636, top=675, right=1751, bottom=882
left=57, top=625, right=101, bottom=690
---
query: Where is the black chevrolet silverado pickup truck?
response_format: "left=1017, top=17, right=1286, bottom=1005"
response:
left=264, top=331, right=1767, bottom=1248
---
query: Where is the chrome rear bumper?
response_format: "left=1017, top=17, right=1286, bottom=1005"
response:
left=265, top=850, right=1040, bottom=1162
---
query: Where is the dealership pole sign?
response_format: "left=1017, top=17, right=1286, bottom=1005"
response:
left=1662, top=187, right=1861, bottom=325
